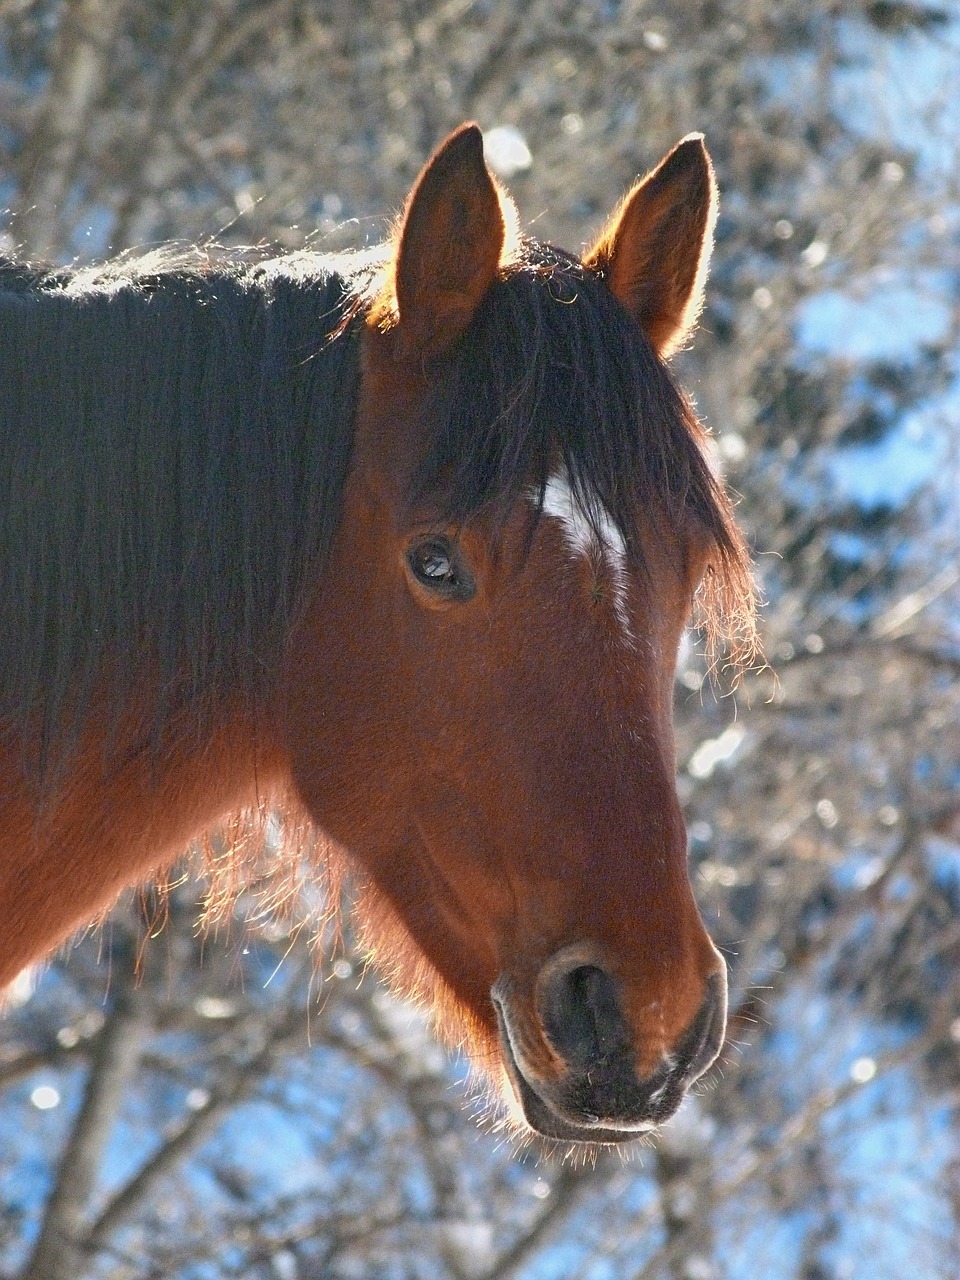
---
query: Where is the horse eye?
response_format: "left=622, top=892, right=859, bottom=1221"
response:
left=406, top=537, right=475, bottom=602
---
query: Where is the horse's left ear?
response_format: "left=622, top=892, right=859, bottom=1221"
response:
left=387, top=123, right=507, bottom=361
left=584, top=135, right=718, bottom=358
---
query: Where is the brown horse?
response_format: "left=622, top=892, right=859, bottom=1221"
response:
left=0, top=125, right=755, bottom=1145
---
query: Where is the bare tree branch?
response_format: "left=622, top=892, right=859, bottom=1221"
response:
left=13, top=0, right=128, bottom=257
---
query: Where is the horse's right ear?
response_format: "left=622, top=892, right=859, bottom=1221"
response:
left=584, top=135, right=718, bottom=358
left=378, top=124, right=508, bottom=362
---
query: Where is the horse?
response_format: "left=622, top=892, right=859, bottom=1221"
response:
left=0, top=124, right=755, bottom=1146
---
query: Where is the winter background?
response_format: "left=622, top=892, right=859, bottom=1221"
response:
left=1, top=2, right=958, bottom=1278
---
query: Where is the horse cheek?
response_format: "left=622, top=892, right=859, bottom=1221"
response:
left=281, top=577, right=406, bottom=855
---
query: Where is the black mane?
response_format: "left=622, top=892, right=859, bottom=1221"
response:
left=418, top=245, right=748, bottom=606
left=0, top=251, right=364, bottom=760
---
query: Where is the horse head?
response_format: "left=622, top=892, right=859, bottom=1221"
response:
left=284, top=125, right=751, bottom=1144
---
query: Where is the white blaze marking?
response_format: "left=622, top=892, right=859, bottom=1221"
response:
left=537, top=473, right=633, bottom=641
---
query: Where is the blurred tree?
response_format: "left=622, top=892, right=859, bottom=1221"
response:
left=1, top=1, right=958, bottom=1277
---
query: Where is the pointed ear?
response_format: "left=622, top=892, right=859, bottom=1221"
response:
left=584, top=135, right=718, bottom=358
left=386, top=123, right=507, bottom=361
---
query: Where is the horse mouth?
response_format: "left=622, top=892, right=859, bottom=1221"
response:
left=491, top=973, right=726, bottom=1145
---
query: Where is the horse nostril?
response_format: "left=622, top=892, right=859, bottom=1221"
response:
left=685, top=968, right=728, bottom=1080
left=539, top=963, right=632, bottom=1070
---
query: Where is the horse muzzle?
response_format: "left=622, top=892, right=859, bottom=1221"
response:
left=491, top=957, right=727, bottom=1144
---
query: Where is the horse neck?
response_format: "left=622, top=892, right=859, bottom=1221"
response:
left=0, top=683, right=293, bottom=988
